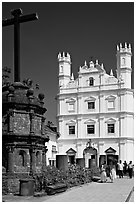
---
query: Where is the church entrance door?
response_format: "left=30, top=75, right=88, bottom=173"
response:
left=107, top=154, right=118, bottom=166
left=66, top=148, right=76, bottom=165
left=68, top=155, right=75, bottom=164
left=83, top=146, right=97, bottom=168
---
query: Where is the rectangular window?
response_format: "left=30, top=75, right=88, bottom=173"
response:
left=91, top=155, right=95, bottom=159
left=88, top=102, right=95, bottom=109
left=89, top=77, right=94, bottom=86
left=87, top=125, right=95, bottom=134
left=108, top=124, right=115, bottom=133
left=108, top=101, right=114, bottom=109
left=68, top=103, right=74, bottom=111
left=69, top=126, right=75, bottom=135
left=52, top=145, right=56, bottom=152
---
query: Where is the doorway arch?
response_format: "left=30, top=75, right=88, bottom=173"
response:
left=66, top=148, right=76, bottom=165
left=83, top=146, right=97, bottom=168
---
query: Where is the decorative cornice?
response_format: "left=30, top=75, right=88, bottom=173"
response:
left=84, top=96, right=96, bottom=102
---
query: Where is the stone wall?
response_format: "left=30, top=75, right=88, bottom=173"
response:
left=2, top=173, right=32, bottom=195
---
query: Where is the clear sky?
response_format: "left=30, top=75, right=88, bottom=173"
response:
left=2, top=2, right=134, bottom=125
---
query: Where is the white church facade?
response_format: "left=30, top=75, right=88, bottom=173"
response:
left=56, top=43, right=134, bottom=168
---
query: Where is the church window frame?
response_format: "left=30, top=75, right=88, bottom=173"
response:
left=105, top=118, right=116, bottom=135
left=66, top=120, right=76, bottom=135
left=60, top=65, right=63, bottom=73
left=84, top=119, right=96, bottom=135
left=105, top=95, right=116, bottom=110
left=66, top=98, right=76, bottom=112
left=89, top=77, right=94, bottom=86
left=69, top=125, right=75, bottom=135
left=87, top=124, right=95, bottom=134
left=88, top=101, right=95, bottom=109
left=85, top=96, right=96, bottom=111
left=107, top=124, right=115, bottom=134
left=121, top=57, right=126, bottom=66
left=68, top=103, right=75, bottom=112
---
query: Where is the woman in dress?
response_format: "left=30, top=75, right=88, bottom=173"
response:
left=100, top=164, right=107, bottom=183
left=110, top=165, right=116, bottom=183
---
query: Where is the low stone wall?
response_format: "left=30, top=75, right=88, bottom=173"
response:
left=2, top=173, right=31, bottom=195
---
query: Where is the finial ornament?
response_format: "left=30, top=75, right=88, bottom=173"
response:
left=58, top=52, right=61, bottom=59
left=71, top=73, right=74, bottom=81
left=125, top=42, right=127, bottom=48
left=67, top=53, right=70, bottom=58
left=117, top=45, right=119, bottom=51
left=120, top=43, right=122, bottom=49
left=110, top=69, right=113, bottom=76
left=96, top=59, right=98, bottom=65
left=84, top=61, right=87, bottom=66
left=101, top=63, right=104, bottom=69
left=129, top=44, right=131, bottom=52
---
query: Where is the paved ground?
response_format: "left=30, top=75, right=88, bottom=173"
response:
left=2, top=177, right=134, bottom=202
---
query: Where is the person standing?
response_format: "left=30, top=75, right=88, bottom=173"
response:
left=128, top=161, right=133, bottom=178
left=100, top=163, right=107, bottom=183
left=117, top=160, right=124, bottom=178
left=123, top=161, right=128, bottom=175
left=110, top=165, right=117, bottom=183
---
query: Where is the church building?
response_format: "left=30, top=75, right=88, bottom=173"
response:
left=56, top=43, right=134, bottom=168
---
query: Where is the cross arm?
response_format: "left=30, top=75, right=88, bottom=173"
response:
left=19, top=13, right=38, bottom=23
left=2, top=13, right=38, bottom=27
left=2, top=18, right=15, bottom=27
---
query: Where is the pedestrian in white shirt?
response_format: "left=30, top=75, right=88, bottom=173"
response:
left=117, top=160, right=123, bottom=178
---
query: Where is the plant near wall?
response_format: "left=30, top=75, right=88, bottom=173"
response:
left=33, top=164, right=101, bottom=192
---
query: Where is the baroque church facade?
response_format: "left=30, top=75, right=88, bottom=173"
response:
left=56, top=43, right=134, bottom=167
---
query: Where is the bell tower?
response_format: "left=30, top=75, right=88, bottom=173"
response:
left=116, top=42, right=132, bottom=88
left=58, top=52, right=71, bottom=88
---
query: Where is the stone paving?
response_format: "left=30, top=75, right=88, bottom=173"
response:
left=2, top=177, right=134, bottom=202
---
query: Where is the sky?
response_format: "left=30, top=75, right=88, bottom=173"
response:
left=2, top=2, right=134, bottom=125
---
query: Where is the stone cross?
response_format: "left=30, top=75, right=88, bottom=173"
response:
left=3, top=8, right=38, bottom=82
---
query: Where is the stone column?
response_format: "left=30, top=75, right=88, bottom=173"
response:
left=8, top=109, right=14, bottom=133
left=44, top=146, right=48, bottom=167
left=41, top=117, right=45, bottom=135
left=29, top=111, right=35, bottom=135
left=29, top=148, right=36, bottom=176
left=7, top=146, right=14, bottom=173
left=42, top=147, right=46, bottom=171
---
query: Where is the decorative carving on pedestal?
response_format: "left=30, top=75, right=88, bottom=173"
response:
left=7, top=109, right=15, bottom=133
left=6, top=146, right=15, bottom=173
left=41, top=117, right=45, bottom=135
left=29, top=147, right=36, bottom=176
left=29, top=111, right=35, bottom=135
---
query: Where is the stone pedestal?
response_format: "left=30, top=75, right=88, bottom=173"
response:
left=7, top=146, right=14, bottom=173
left=89, top=159, right=96, bottom=169
left=56, top=155, right=68, bottom=171
left=19, top=179, right=34, bottom=196
left=76, top=158, right=85, bottom=168
left=29, top=148, right=36, bottom=175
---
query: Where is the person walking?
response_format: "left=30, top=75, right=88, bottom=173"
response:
left=117, top=160, right=123, bottom=178
left=128, top=161, right=133, bottom=179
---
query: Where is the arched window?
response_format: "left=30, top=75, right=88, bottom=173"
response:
left=36, top=151, right=41, bottom=166
left=60, top=65, right=63, bottom=73
left=121, top=58, right=125, bottom=66
left=18, top=150, right=26, bottom=167
left=89, top=77, right=94, bottom=86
